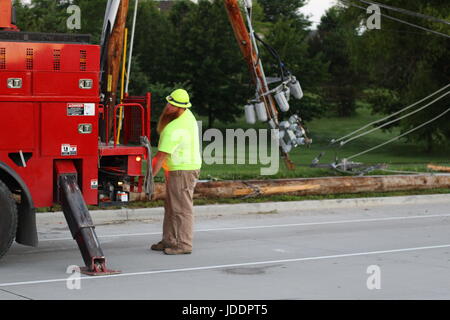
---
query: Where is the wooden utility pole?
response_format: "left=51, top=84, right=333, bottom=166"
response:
left=428, top=164, right=450, bottom=173
left=130, top=175, right=450, bottom=201
left=223, top=0, right=277, bottom=121
left=223, top=0, right=295, bottom=170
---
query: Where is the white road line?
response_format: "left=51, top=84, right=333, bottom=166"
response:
left=1, top=244, right=449, bottom=288
left=39, top=213, right=450, bottom=242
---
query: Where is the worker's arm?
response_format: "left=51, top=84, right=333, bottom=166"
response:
left=152, top=151, right=169, bottom=177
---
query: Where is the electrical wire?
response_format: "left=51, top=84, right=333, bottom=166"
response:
left=332, top=83, right=450, bottom=144
left=340, top=90, right=450, bottom=146
left=310, top=18, right=446, bottom=37
left=340, top=0, right=450, bottom=39
left=253, top=32, right=290, bottom=82
left=355, top=0, right=450, bottom=26
left=346, top=106, right=450, bottom=161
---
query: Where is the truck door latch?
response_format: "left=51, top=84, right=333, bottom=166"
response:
left=7, top=78, right=22, bottom=89
left=78, top=124, right=93, bottom=134
left=79, top=79, right=93, bottom=89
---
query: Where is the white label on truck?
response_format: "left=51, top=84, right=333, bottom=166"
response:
left=117, top=192, right=129, bottom=202
left=67, top=103, right=95, bottom=116
left=61, top=144, right=77, bottom=156
left=84, top=103, right=95, bottom=116
left=91, top=179, right=98, bottom=189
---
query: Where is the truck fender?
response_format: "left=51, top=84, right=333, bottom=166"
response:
left=0, top=162, right=38, bottom=247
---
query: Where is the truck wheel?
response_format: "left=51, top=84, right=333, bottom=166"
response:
left=0, top=180, right=18, bottom=259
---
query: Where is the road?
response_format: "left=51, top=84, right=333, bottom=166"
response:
left=0, top=199, right=449, bottom=300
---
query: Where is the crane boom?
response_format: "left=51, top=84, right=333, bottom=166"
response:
left=0, top=0, right=19, bottom=31
left=100, top=0, right=130, bottom=142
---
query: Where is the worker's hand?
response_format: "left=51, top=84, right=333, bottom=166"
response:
left=152, top=151, right=169, bottom=177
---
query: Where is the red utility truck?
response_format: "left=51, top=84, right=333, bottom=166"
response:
left=0, top=0, right=151, bottom=275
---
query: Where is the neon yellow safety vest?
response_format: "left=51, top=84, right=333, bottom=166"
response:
left=158, top=109, right=202, bottom=171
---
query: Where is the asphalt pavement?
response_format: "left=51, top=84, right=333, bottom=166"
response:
left=0, top=196, right=449, bottom=300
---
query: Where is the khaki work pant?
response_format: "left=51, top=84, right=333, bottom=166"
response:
left=162, top=170, right=200, bottom=251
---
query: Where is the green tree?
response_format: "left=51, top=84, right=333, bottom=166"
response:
left=340, top=0, right=450, bottom=150
left=309, top=6, right=362, bottom=117
left=167, top=0, right=250, bottom=127
left=14, top=0, right=67, bottom=33
left=132, top=0, right=175, bottom=85
left=258, top=0, right=307, bottom=25
left=264, top=19, right=329, bottom=121
left=127, top=55, right=151, bottom=96
left=13, top=0, right=107, bottom=40
left=73, top=0, right=108, bottom=42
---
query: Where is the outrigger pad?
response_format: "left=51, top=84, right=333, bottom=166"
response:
left=80, top=259, right=121, bottom=276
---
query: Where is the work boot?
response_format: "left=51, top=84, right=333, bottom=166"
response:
left=150, top=241, right=166, bottom=251
left=164, top=247, right=192, bottom=255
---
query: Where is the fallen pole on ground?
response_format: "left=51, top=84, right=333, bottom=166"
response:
left=129, top=174, right=450, bottom=201
left=427, top=164, right=450, bottom=173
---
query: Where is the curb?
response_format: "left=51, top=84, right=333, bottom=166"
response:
left=37, top=194, right=450, bottom=225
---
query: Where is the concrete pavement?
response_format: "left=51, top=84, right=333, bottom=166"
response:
left=0, top=196, right=449, bottom=299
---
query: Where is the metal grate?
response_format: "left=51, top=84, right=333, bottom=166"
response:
left=80, top=50, right=87, bottom=71
left=53, top=49, right=61, bottom=71
left=26, top=48, right=34, bottom=70
left=0, top=48, right=5, bottom=70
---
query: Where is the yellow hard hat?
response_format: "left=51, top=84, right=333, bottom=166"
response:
left=166, top=89, right=192, bottom=108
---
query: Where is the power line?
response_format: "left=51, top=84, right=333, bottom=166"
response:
left=310, top=18, right=444, bottom=37
left=311, top=84, right=450, bottom=167
left=346, top=106, right=450, bottom=161
left=333, top=83, right=450, bottom=144
left=339, top=0, right=450, bottom=40
left=340, top=90, right=450, bottom=147
left=356, top=0, right=450, bottom=26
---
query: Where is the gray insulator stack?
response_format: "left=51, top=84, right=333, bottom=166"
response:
left=255, top=101, right=268, bottom=122
left=245, top=104, right=256, bottom=124
left=274, top=89, right=290, bottom=112
left=289, top=77, right=303, bottom=100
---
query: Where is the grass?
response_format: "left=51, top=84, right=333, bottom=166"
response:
left=188, top=105, right=450, bottom=181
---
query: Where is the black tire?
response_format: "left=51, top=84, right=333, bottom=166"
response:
left=0, top=179, right=18, bottom=259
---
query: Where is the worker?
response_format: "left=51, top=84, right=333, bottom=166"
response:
left=150, top=89, right=202, bottom=255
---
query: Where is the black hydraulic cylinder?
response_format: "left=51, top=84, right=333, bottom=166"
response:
left=59, top=174, right=105, bottom=272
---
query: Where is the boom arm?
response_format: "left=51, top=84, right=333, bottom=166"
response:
left=0, top=0, right=19, bottom=31
left=100, top=0, right=130, bottom=142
